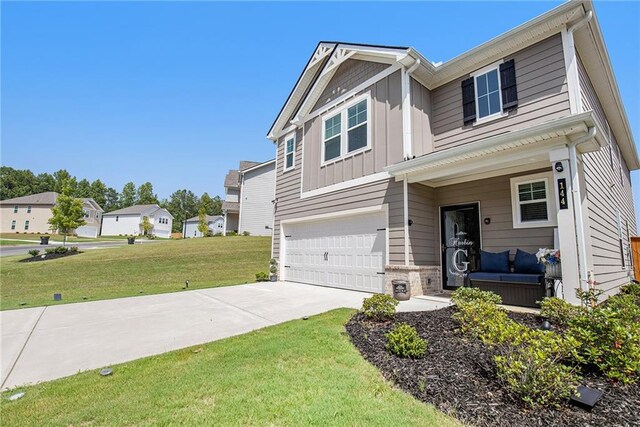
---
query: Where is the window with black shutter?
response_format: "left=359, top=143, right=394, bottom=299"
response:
left=461, top=77, right=476, bottom=125
left=500, top=59, right=518, bottom=111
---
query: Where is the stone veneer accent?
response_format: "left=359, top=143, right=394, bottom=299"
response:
left=384, top=265, right=442, bottom=297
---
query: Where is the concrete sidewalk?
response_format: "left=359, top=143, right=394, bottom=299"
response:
left=0, top=282, right=448, bottom=389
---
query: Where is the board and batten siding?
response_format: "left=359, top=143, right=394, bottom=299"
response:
left=431, top=34, right=570, bottom=151
left=312, top=59, right=390, bottom=112
left=303, top=69, right=403, bottom=192
left=273, top=127, right=406, bottom=265
left=432, top=170, right=555, bottom=259
left=239, top=163, right=275, bottom=236
left=410, top=78, right=434, bottom=158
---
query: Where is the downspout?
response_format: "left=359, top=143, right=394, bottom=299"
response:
left=401, top=59, right=421, bottom=159
left=569, top=126, right=596, bottom=292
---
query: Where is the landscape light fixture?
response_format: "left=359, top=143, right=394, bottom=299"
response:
left=540, top=320, right=551, bottom=331
left=554, top=162, right=564, bottom=173
left=484, top=218, right=491, bottom=225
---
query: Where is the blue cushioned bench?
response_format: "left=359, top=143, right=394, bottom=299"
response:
left=467, top=249, right=545, bottom=308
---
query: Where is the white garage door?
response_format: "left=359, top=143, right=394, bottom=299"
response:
left=284, top=212, right=386, bottom=293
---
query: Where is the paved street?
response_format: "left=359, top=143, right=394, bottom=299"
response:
left=0, top=239, right=156, bottom=257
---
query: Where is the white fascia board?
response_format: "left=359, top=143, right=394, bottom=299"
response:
left=385, top=112, right=598, bottom=177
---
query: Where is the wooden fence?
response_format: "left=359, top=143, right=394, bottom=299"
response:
left=631, top=237, right=640, bottom=281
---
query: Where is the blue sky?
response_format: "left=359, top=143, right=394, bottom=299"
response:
left=2, top=1, right=639, bottom=210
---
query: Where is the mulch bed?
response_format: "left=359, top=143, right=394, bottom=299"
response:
left=19, top=251, right=81, bottom=263
left=346, top=307, right=640, bottom=427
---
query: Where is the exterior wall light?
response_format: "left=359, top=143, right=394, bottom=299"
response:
left=555, top=162, right=564, bottom=172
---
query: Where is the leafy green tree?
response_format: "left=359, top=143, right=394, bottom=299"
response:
left=137, top=182, right=158, bottom=204
left=0, top=166, right=38, bottom=200
left=35, top=173, right=56, bottom=193
left=197, top=207, right=209, bottom=236
left=104, top=187, right=120, bottom=211
left=53, top=169, right=77, bottom=194
left=199, top=192, right=223, bottom=216
left=48, top=186, right=86, bottom=246
left=75, top=179, right=92, bottom=198
left=166, top=189, right=199, bottom=233
left=141, top=216, right=153, bottom=235
left=89, top=179, right=108, bottom=208
left=121, top=182, right=137, bottom=208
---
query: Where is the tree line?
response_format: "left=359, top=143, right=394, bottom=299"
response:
left=0, top=166, right=222, bottom=233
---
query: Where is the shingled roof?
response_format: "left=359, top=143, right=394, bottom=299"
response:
left=103, top=204, right=161, bottom=216
left=224, top=170, right=240, bottom=188
left=221, top=201, right=239, bottom=212
left=0, top=191, right=58, bottom=205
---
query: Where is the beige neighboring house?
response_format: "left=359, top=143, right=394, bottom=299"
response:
left=222, top=160, right=275, bottom=236
left=267, top=1, right=637, bottom=307
left=0, top=191, right=104, bottom=237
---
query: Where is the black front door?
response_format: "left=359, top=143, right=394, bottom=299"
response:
left=440, top=203, right=481, bottom=289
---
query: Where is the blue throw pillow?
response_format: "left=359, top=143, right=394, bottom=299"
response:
left=513, top=249, right=545, bottom=274
left=480, top=250, right=510, bottom=273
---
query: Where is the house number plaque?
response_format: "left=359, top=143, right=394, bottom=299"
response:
left=557, top=178, right=568, bottom=210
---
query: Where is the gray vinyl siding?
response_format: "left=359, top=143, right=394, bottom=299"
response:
left=303, top=69, right=403, bottom=192
left=239, top=164, right=275, bottom=236
left=431, top=34, right=570, bottom=151
left=408, top=183, right=437, bottom=265
left=583, top=132, right=636, bottom=294
left=225, top=188, right=239, bottom=203
left=410, top=78, right=434, bottom=157
left=432, top=170, right=555, bottom=259
left=273, top=127, right=405, bottom=264
left=312, top=59, right=390, bottom=112
left=577, top=52, right=607, bottom=133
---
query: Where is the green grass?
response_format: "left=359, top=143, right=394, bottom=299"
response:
left=0, top=309, right=460, bottom=427
left=0, top=233, right=130, bottom=243
left=0, top=239, right=33, bottom=246
left=0, top=236, right=272, bottom=310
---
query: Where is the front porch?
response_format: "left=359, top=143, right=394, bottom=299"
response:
left=384, top=113, right=606, bottom=306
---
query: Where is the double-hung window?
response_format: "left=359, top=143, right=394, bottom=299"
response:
left=616, top=211, right=626, bottom=268
left=24, top=220, right=30, bottom=231
left=284, top=133, right=296, bottom=171
left=27, top=205, right=32, bottom=213
left=11, top=220, right=16, bottom=230
left=510, top=173, right=557, bottom=228
left=322, top=94, right=370, bottom=164
left=13, top=205, right=18, bottom=213
left=474, top=67, right=502, bottom=120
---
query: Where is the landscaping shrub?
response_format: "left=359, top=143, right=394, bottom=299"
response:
left=55, top=246, right=69, bottom=254
left=620, top=282, right=640, bottom=299
left=361, top=294, right=398, bottom=322
left=567, top=304, right=640, bottom=384
left=213, top=232, right=222, bottom=237
left=242, top=231, right=250, bottom=236
left=44, top=248, right=56, bottom=255
left=452, top=300, right=509, bottom=342
left=539, top=297, right=580, bottom=326
left=385, top=323, right=427, bottom=358
left=255, top=272, right=269, bottom=282
left=69, top=246, right=79, bottom=253
left=451, top=287, right=502, bottom=306
left=227, top=231, right=238, bottom=236
left=494, top=329, right=580, bottom=408
left=28, top=249, right=40, bottom=257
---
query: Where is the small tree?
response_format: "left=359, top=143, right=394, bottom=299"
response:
left=141, top=216, right=153, bottom=236
left=48, top=187, right=86, bottom=247
left=197, top=207, right=209, bottom=236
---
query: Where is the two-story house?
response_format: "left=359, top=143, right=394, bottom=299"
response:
left=0, top=191, right=104, bottom=238
left=222, top=159, right=275, bottom=236
left=101, top=204, right=173, bottom=238
left=267, top=0, right=638, bottom=306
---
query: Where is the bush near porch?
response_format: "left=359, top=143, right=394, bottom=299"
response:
left=347, top=286, right=640, bottom=426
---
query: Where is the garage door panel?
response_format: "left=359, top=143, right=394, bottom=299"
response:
left=284, top=212, right=386, bottom=293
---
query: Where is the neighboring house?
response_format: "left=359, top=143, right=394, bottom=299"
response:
left=266, top=1, right=638, bottom=306
left=183, top=214, right=224, bottom=238
left=0, top=191, right=104, bottom=237
left=101, top=204, right=173, bottom=238
left=222, top=160, right=275, bottom=236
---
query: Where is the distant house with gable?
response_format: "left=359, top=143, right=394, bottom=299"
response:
left=101, top=204, right=173, bottom=238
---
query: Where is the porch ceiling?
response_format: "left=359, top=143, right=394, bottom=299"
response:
left=385, top=112, right=605, bottom=187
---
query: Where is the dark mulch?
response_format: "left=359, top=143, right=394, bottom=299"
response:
left=346, top=307, right=640, bottom=427
left=19, top=251, right=81, bottom=263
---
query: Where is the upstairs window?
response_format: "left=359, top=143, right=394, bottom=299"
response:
left=24, top=220, right=30, bottom=231
left=321, top=94, right=370, bottom=165
left=510, top=173, right=557, bottom=228
left=13, top=205, right=18, bottom=213
left=284, top=133, right=296, bottom=171
left=462, top=59, right=518, bottom=125
left=27, top=205, right=32, bottom=213
left=116, top=216, right=119, bottom=222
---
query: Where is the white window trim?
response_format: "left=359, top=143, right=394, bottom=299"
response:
left=283, top=132, right=296, bottom=172
left=471, top=60, right=508, bottom=125
left=27, top=205, right=32, bottom=213
left=510, top=172, right=558, bottom=229
left=320, top=93, right=371, bottom=166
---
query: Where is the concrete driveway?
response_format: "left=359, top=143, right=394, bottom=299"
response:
left=1, top=282, right=449, bottom=389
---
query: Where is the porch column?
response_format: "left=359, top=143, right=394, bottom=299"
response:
left=222, top=210, right=227, bottom=237
left=549, top=148, right=581, bottom=305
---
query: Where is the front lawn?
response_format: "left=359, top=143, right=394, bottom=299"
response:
left=0, top=236, right=271, bottom=310
left=0, top=309, right=459, bottom=427
left=0, top=232, right=130, bottom=243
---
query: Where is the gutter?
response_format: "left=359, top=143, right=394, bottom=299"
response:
left=401, top=58, right=421, bottom=159
left=569, top=126, right=596, bottom=294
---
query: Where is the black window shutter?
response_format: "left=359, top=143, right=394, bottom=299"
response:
left=461, top=77, right=476, bottom=125
left=500, top=59, right=518, bottom=111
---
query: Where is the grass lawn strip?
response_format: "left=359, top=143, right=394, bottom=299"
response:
left=0, top=309, right=460, bottom=427
left=0, top=236, right=271, bottom=310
